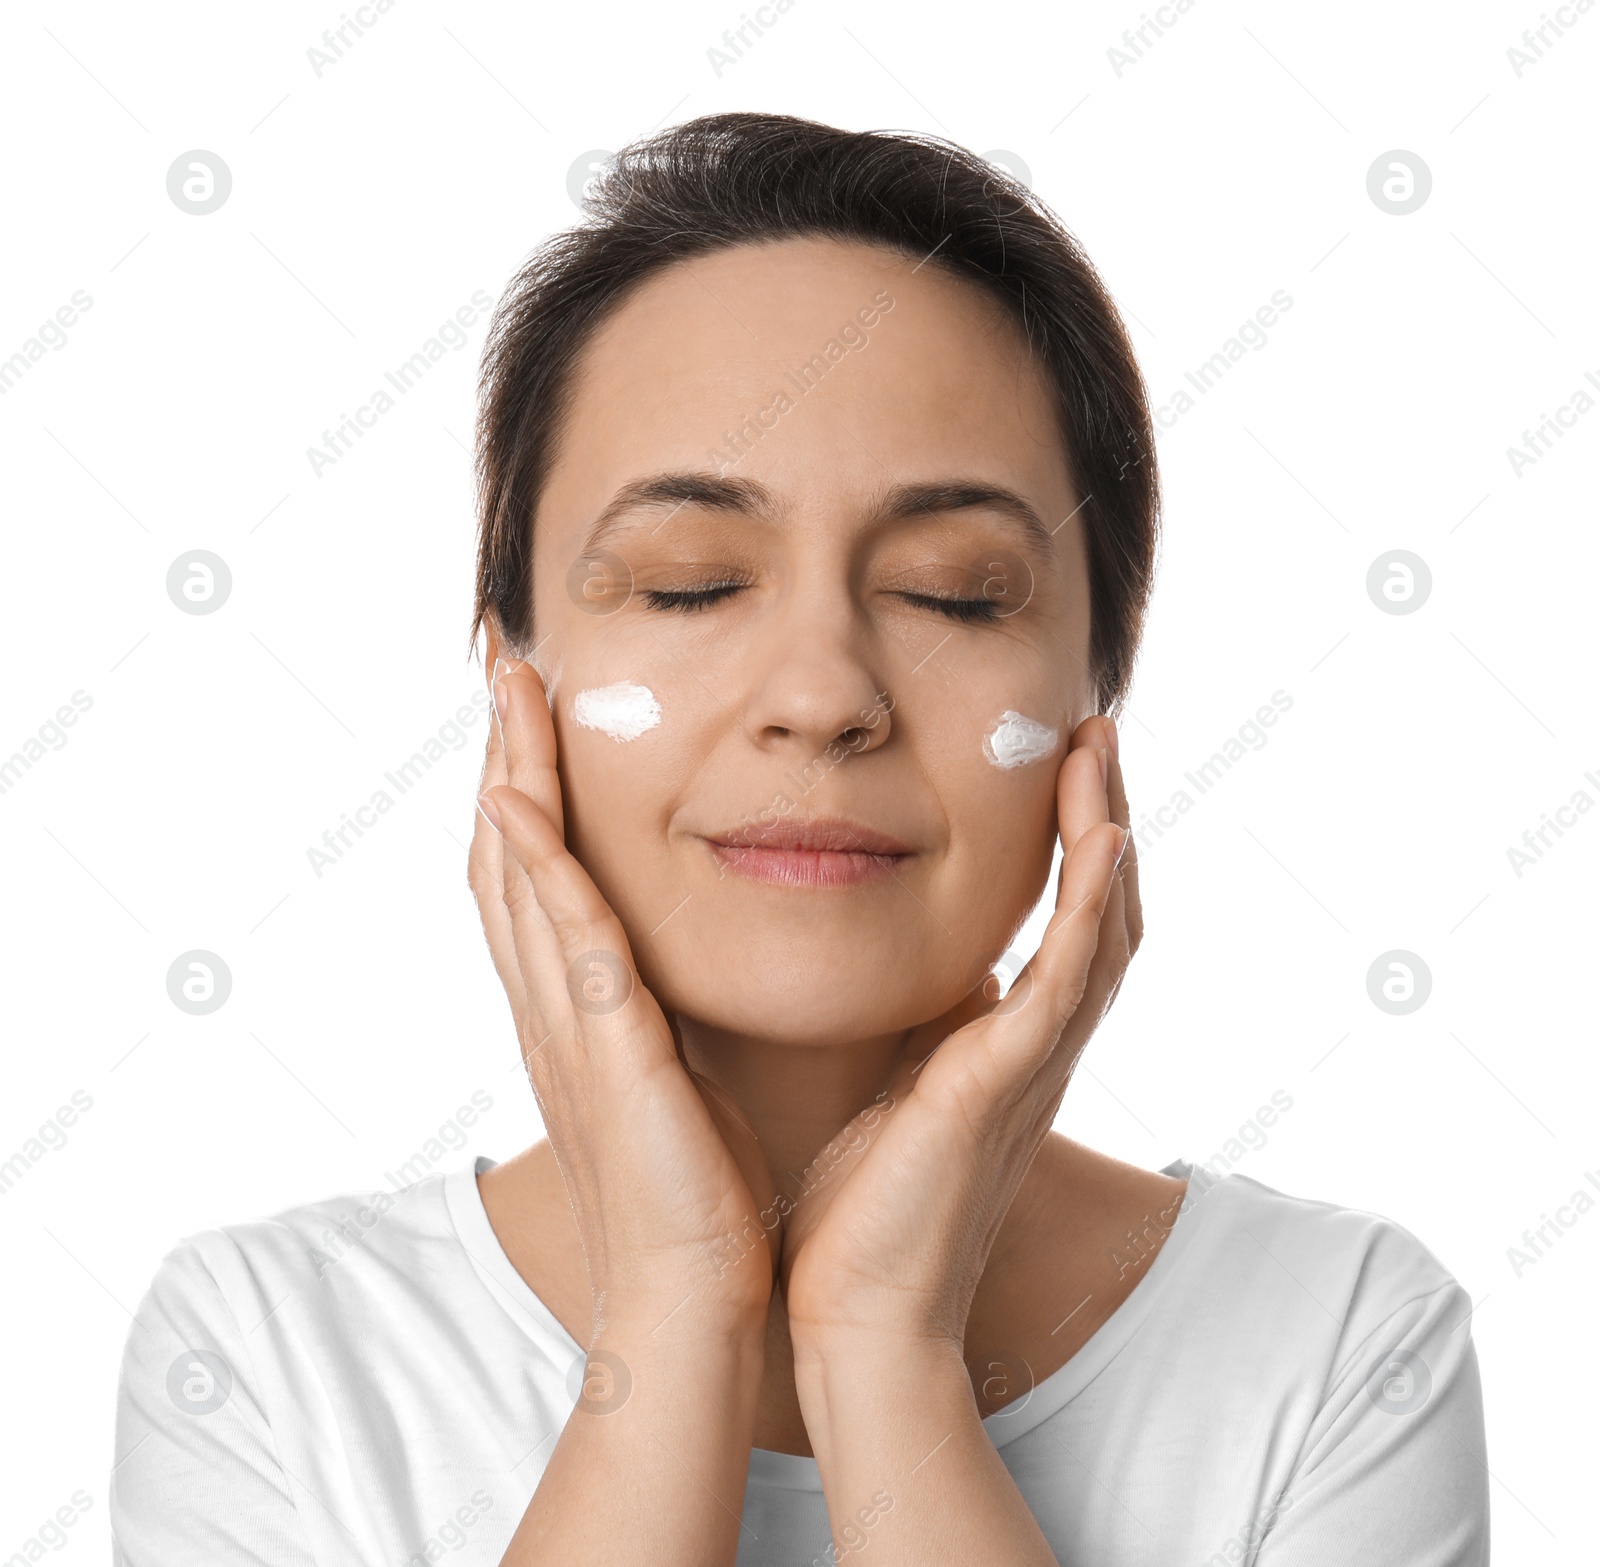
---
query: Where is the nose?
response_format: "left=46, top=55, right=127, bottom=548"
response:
left=739, top=579, right=892, bottom=761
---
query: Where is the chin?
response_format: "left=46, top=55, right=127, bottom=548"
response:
left=642, top=925, right=987, bottom=1047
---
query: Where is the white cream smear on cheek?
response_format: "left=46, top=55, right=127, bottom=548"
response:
left=983, top=710, right=1059, bottom=770
left=572, top=682, right=662, bottom=742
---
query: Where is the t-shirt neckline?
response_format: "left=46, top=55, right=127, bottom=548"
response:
left=443, top=1152, right=1217, bottom=1492
left=445, top=1154, right=589, bottom=1360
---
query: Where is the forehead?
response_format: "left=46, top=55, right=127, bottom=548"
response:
left=540, top=236, right=1077, bottom=539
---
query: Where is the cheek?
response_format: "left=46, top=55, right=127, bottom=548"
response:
left=936, top=781, right=1060, bottom=981
left=981, top=709, right=1059, bottom=770
left=924, top=670, right=1073, bottom=784
left=923, top=692, right=1068, bottom=919
left=571, top=680, right=662, bottom=741
left=551, top=624, right=682, bottom=750
left=552, top=651, right=722, bottom=897
left=952, top=744, right=1062, bottom=856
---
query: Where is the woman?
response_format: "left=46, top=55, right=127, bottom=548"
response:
left=111, top=113, right=1489, bottom=1565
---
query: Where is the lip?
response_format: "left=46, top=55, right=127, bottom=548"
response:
left=703, top=817, right=914, bottom=887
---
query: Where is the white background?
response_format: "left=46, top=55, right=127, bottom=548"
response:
left=1, top=0, right=1594, bottom=1560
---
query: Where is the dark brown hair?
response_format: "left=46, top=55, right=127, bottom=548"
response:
left=470, top=111, right=1160, bottom=711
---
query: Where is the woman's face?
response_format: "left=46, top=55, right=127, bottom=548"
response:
left=518, top=236, right=1094, bottom=1045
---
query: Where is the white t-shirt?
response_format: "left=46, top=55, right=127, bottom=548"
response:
left=109, top=1155, right=1489, bottom=1566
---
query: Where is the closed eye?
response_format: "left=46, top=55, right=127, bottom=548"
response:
left=897, top=592, right=1001, bottom=624
left=642, top=582, right=746, bottom=613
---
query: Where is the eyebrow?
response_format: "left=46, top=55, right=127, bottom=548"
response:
left=579, top=470, right=1058, bottom=556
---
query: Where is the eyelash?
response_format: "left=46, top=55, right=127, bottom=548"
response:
left=901, top=593, right=1002, bottom=624
left=642, top=583, right=1002, bottom=623
left=642, top=583, right=745, bottom=613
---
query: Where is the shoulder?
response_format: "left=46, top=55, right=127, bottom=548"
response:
left=110, top=1171, right=459, bottom=1559
left=125, top=1163, right=466, bottom=1355
left=1183, top=1164, right=1469, bottom=1325
left=114, top=1164, right=479, bottom=1488
left=1173, top=1164, right=1480, bottom=1436
left=112, top=1156, right=586, bottom=1549
left=1169, top=1169, right=1489, bottom=1561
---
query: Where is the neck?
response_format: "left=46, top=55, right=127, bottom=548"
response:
left=675, top=1016, right=912, bottom=1188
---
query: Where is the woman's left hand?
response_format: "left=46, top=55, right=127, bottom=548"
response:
left=779, top=712, right=1140, bottom=1353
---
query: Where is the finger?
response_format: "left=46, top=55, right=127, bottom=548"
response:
left=1040, top=839, right=1131, bottom=1083
left=1049, top=717, right=1139, bottom=1050
left=468, top=677, right=530, bottom=1026
left=1101, top=714, right=1143, bottom=956
left=1006, top=720, right=1136, bottom=1108
left=991, top=818, right=1127, bottom=1075
left=478, top=657, right=576, bottom=1079
left=911, top=815, right=1125, bottom=1142
left=913, top=716, right=1126, bottom=1123
left=479, top=778, right=677, bottom=1077
left=490, top=657, right=569, bottom=1015
left=489, top=655, right=545, bottom=938
left=907, top=733, right=1114, bottom=1118
left=686, top=1066, right=784, bottom=1274
left=495, top=656, right=565, bottom=840
left=1060, top=714, right=1112, bottom=858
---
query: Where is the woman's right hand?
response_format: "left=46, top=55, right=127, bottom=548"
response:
left=470, top=654, right=780, bottom=1342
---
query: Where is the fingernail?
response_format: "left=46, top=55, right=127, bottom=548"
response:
left=477, top=793, right=502, bottom=835
left=492, top=657, right=510, bottom=723
left=1114, top=826, right=1130, bottom=868
left=1095, top=746, right=1109, bottom=791
left=1103, top=714, right=1119, bottom=762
